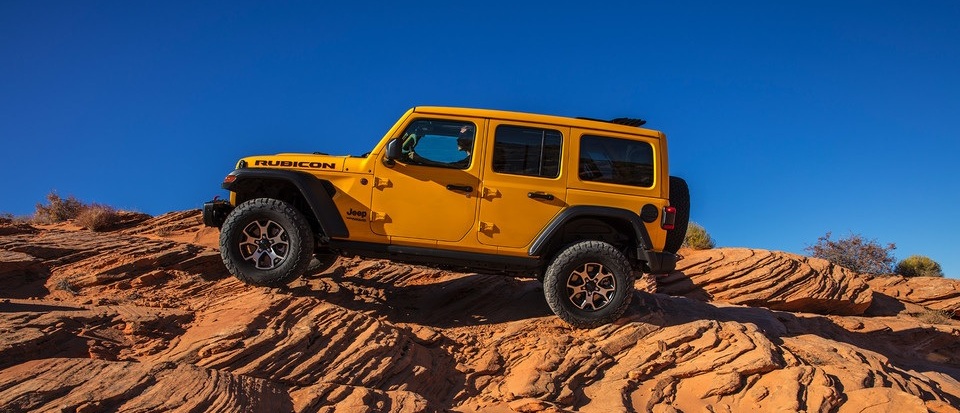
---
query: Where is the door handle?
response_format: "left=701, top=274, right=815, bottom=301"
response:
left=446, top=184, right=474, bottom=193
left=528, top=191, right=555, bottom=201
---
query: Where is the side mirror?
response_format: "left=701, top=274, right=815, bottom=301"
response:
left=383, top=138, right=402, bottom=166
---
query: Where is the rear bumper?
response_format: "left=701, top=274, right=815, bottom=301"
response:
left=202, top=199, right=233, bottom=228
left=640, top=250, right=678, bottom=274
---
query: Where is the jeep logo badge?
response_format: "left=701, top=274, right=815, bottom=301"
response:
left=346, top=208, right=368, bottom=221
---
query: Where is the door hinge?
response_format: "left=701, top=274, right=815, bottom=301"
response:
left=481, top=187, right=501, bottom=199
left=370, top=211, right=388, bottom=222
left=374, top=177, right=391, bottom=189
left=479, top=221, right=497, bottom=233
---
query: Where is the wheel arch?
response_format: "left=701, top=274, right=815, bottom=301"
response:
left=529, top=206, right=652, bottom=260
left=223, top=169, right=349, bottom=240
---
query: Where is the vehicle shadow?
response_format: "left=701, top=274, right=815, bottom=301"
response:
left=290, top=266, right=554, bottom=328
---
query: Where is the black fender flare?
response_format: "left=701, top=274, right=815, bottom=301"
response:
left=528, top=206, right=653, bottom=258
left=222, top=168, right=349, bottom=239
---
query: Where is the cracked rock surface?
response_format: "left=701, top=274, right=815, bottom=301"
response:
left=1, top=212, right=958, bottom=412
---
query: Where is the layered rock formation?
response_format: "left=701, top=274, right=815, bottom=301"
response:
left=1, top=212, right=958, bottom=412
left=657, top=248, right=874, bottom=315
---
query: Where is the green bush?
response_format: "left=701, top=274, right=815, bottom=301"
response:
left=805, top=232, right=896, bottom=275
left=683, top=221, right=715, bottom=250
left=33, top=192, right=84, bottom=224
left=895, top=255, right=943, bottom=278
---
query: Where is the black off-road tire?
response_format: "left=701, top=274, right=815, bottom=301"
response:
left=219, top=198, right=315, bottom=287
left=663, top=176, right=690, bottom=254
left=543, top=240, right=634, bottom=328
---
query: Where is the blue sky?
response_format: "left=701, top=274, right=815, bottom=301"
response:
left=2, top=1, right=958, bottom=277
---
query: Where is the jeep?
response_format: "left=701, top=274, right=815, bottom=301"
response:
left=203, top=107, right=689, bottom=328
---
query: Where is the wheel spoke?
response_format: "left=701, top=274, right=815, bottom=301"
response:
left=582, top=291, right=597, bottom=310
left=597, top=285, right=616, bottom=299
left=250, top=249, right=268, bottom=268
left=257, top=249, right=282, bottom=269
left=567, top=271, right=585, bottom=288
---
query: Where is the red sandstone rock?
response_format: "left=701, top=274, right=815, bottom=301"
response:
left=0, top=212, right=958, bottom=412
left=657, top=248, right=874, bottom=315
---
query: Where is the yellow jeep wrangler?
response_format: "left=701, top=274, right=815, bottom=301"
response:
left=203, top=106, right=689, bottom=327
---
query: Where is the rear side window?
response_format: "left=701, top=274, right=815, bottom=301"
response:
left=492, top=125, right=562, bottom=178
left=579, top=135, right=654, bottom=187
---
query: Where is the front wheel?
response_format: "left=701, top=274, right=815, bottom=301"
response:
left=543, top=241, right=634, bottom=328
left=219, top=198, right=315, bottom=287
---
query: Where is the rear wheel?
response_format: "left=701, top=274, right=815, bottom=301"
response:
left=663, top=176, right=690, bottom=254
left=543, top=241, right=634, bottom=328
left=219, top=198, right=315, bottom=287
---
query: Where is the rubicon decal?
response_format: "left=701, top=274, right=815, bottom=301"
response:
left=254, top=160, right=337, bottom=169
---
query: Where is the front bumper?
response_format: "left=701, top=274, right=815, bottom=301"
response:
left=202, top=199, right=233, bottom=228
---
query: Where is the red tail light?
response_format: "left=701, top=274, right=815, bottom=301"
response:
left=662, top=206, right=677, bottom=230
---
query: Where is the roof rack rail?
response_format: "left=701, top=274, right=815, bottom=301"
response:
left=576, top=116, right=647, bottom=127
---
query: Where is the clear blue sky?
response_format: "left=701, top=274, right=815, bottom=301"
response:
left=2, top=1, right=958, bottom=277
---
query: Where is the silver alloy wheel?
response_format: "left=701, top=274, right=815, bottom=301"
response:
left=238, top=219, right=289, bottom=270
left=566, top=262, right=617, bottom=311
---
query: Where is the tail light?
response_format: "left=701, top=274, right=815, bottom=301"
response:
left=661, top=206, right=676, bottom=230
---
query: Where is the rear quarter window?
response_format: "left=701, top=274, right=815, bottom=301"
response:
left=578, top=135, right=654, bottom=187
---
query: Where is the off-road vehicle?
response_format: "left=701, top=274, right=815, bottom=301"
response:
left=204, top=106, right=689, bottom=327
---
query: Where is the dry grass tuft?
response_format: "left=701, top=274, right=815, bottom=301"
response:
left=912, top=308, right=955, bottom=325
left=75, top=204, right=123, bottom=232
left=34, top=192, right=84, bottom=224
left=32, top=191, right=137, bottom=232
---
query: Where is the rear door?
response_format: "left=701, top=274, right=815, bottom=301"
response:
left=477, top=121, right=569, bottom=248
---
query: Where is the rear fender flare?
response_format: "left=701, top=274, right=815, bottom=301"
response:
left=528, top=206, right=653, bottom=258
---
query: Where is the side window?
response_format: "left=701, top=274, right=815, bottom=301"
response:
left=399, top=119, right=475, bottom=169
left=579, top=135, right=654, bottom=187
left=492, top=125, right=562, bottom=178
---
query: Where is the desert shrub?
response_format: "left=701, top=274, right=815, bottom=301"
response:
left=912, top=308, right=954, bottom=324
left=805, top=232, right=896, bottom=275
left=56, top=278, right=78, bottom=295
left=32, top=191, right=128, bottom=231
left=34, top=192, right=84, bottom=224
left=75, top=204, right=122, bottom=232
left=0, top=212, right=32, bottom=225
left=895, top=255, right=944, bottom=278
left=683, top=221, right=715, bottom=250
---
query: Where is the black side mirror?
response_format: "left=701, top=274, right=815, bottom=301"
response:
left=383, top=138, right=402, bottom=166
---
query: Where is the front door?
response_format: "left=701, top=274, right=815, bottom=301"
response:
left=371, top=117, right=483, bottom=242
